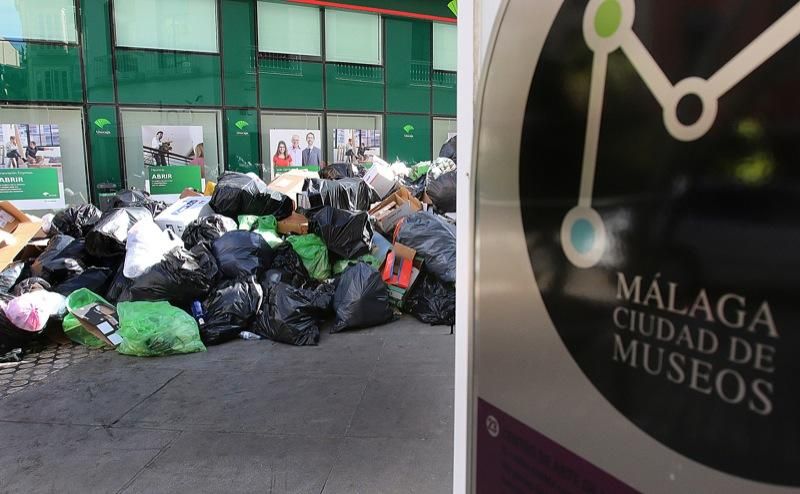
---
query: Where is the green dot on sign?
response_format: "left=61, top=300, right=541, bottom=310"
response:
left=571, top=219, right=595, bottom=254
left=595, top=0, right=622, bottom=38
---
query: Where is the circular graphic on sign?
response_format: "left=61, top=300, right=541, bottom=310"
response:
left=520, top=0, right=800, bottom=485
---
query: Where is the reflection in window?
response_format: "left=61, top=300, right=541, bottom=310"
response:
left=113, top=0, right=218, bottom=53
left=433, top=22, right=457, bottom=71
left=0, top=0, right=77, bottom=44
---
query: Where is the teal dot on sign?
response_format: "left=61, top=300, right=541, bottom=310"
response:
left=571, top=219, right=595, bottom=254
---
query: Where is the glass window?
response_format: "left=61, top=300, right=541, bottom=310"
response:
left=433, top=22, right=457, bottom=71
left=260, top=111, right=323, bottom=181
left=325, top=10, right=381, bottom=65
left=258, top=2, right=321, bottom=57
left=0, top=0, right=77, bottom=43
left=433, top=118, right=456, bottom=158
left=113, top=0, right=218, bottom=53
left=325, top=113, right=382, bottom=164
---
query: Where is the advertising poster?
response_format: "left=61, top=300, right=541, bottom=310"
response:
left=332, top=129, right=381, bottom=164
left=0, top=123, right=65, bottom=209
left=268, top=129, right=321, bottom=179
left=473, top=0, right=800, bottom=492
left=141, top=125, right=205, bottom=202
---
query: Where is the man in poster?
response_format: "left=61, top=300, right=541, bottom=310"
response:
left=302, top=132, right=322, bottom=166
left=150, top=130, right=167, bottom=165
left=288, top=134, right=303, bottom=165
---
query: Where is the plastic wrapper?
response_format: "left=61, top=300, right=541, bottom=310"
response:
left=124, top=219, right=183, bottom=278
left=209, top=172, right=293, bottom=220
left=111, top=189, right=167, bottom=216
left=63, top=288, right=108, bottom=348
left=51, top=204, right=103, bottom=238
left=31, top=235, right=88, bottom=283
left=397, top=212, right=456, bottom=283
left=319, top=163, right=356, bottom=180
left=425, top=170, right=457, bottom=213
left=403, top=271, right=455, bottom=326
left=212, top=231, right=273, bottom=280
left=238, top=215, right=282, bottom=248
left=331, top=262, right=393, bottom=333
left=285, top=234, right=330, bottom=280
left=5, top=291, right=67, bottom=333
left=268, top=243, right=310, bottom=287
left=0, top=262, right=24, bottom=293
left=12, top=277, right=51, bottom=296
left=311, top=207, right=373, bottom=260
left=85, top=207, right=152, bottom=258
left=200, top=276, right=263, bottom=345
left=116, top=301, right=206, bottom=357
left=332, top=255, right=380, bottom=275
left=438, top=135, right=457, bottom=164
left=52, top=267, right=113, bottom=297
left=128, top=245, right=219, bottom=305
left=254, top=282, right=332, bottom=346
left=182, top=214, right=237, bottom=249
left=301, top=178, right=380, bottom=213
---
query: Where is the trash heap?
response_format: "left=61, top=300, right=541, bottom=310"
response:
left=0, top=157, right=457, bottom=357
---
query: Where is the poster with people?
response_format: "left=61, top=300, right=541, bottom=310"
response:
left=268, top=129, right=322, bottom=179
left=141, top=125, right=204, bottom=202
left=0, top=123, right=65, bottom=210
left=332, top=129, right=381, bottom=165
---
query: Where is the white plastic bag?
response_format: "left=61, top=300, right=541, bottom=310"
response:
left=123, top=218, right=183, bottom=278
left=6, top=291, right=67, bottom=332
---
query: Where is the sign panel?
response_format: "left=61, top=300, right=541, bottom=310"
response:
left=0, top=122, right=65, bottom=209
left=474, top=0, right=800, bottom=491
left=268, top=129, right=322, bottom=169
left=0, top=168, right=64, bottom=210
left=145, top=165, right=202, bottom=203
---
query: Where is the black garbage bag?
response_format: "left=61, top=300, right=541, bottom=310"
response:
left=182, top=214, right=237, bottom=249
left=128, top=245, right=219, bottom=306
left=0, top=307, right=40, bottom=349
left=209, top=172, right=293, bottom=220
left=51, top=204, right=103, bottom=238
left=111, top=189, right=167, bottom=216
left=12, top=277, right=51, bottom=296
left=0, top=262, right=24, bottom=293
left=425, top=170, right=457, bottom=213
left=319, top=163, right=355, bottom=180
left=254, top=282, right=332, bottom=346
left=438, top=135, right=457, bottom=164
left=401, top=174, right=428, bottom=199
left=397, top=212, right=456, bottom=283
left=105, top=264, right=133, bottom=304
left=403, top=271, right=455, bottom=326
left=52, top=267, right=113, bottom=297
left=200, top=276, right=263, bottom=345
left=310, top=207, right=373, bottom=260
left=331, top=262, right=393, bottom=333
left=31, top=236, right=87, bottom=283
left=85, top=207, right=152, bottom=257
left=301, top=178, right=380, bottom=214
left=268, top=243, right=310, bottom=288
left=212, top=231, right=273, bottom=280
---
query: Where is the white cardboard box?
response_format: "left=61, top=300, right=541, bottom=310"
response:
left=154, top=196, right=214, bottom=236
left=363, top=163, right=396, bottom=199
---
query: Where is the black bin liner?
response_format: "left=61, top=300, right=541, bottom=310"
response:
left=52, top=267, right=113, bottom=297
left=128, top=245, right=219, bottom=306
left=425, top=170, right=457, bottom=213
left=200, top=276, right=263, bottom=345
left=0, top=262, right=24, bottom=293
left=301, top=178, right=379, bottom=213
left=319, top=163, right=355, bottom=180
left=182, top=214, right=237, bottom=249
left=438, top=135, right=457, bottom=164
left=12, top=277, right=51, bottom=296
left=105, top=264, right=133, bottom=304
left=403, top=271, right=455, bottom=326
left=30, top=235, right=87, bottom=283
left=396, top=212, right=456, bottom=283
left=331, top=262, right=393, bottom=333
left=111, top=189, right=167, bottom=216
left=254, top=282, right=333, bottom=346
left=267, top=243, right=310, bottom=288
left=310, top=206, right=373, bottom=260
left=209, top=172, right=293, bottom=219
left=85, top=207, right=152, bottom=258
left=51, top=204, right=103, bottom=238
left=212, top=231, right=273, bottom=280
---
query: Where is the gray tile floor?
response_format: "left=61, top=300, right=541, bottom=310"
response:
left=0, top=316, right=454, bottom=494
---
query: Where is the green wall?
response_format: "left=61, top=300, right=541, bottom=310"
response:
left=0, top=0, right=456, bottom=204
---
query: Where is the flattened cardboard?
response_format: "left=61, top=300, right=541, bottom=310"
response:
left=0, top=202, right=42, bottom=270
left=71, top=302, right=123, bottom=347
left=179, top=188, right=204, bottom=198
left=277, top=212, right=309, bottom=235
left=363, top=163, right=396, bottom=199
left=268, top=172, right=308, bottom=210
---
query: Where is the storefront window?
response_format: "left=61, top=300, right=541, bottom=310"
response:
left=325, top=113, right=382, bottom=164
left=261, top=112, right=323, bottom=181
left=258, top=1, right=321, bottom=57
left=433, top=118, right=457, bottom=157
left=433, top=22, right=457, bottom=71
left=325, top=10, right=381, bottom=65
left=0, top=0, right=77, bottom=43
left=113, top=0, right=219, bottom=53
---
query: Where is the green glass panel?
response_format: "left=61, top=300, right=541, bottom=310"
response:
left=325, top=63, right=384, bottom=112
left=433, top=22, right=457, bottom=71
left=260, top=59, right=323, bottom=110
left=116, top=50, right=221, bottom=106
left=87, top=105, right=122, bottom=202
left=433, top=70, right=456, bottom=116
left=386, top=18, right=430, bottom=114
left=222, top=0, right=257, bottom=107
left=325, top=10, right=381, bottom=65
left=0, top=43, right=82, bottom=102
left=0, top=0, right=78, bottom=43
left=257, top=1, right=321, bottom=57
left=82, top=0, right=115, bottom=103
left=225, top=109, right=260, bottom=174
left=386, top=114, right=431, bottom=164
left=313, top=0, right=456, bottom=20
left=113, top=0, right=219, bottom=53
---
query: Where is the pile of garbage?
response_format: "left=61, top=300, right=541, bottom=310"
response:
left=0, top=155, right=457, bottom=357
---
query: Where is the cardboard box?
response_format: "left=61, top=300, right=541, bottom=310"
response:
left=370, top=233, right=392, bottom=266
left=71, top=302, right=123, bottom=347
left=179, top=188, right=204, bottom=199
left=268, top=171, right=310, bottom=210
left=363, top=163, right=396, bottom=199
left=368, top=187, right=422, bottom=234
left=0, top=202, right=43, bottom=270
left=154, top=196, right=214, bottom=236
left=277, top=212, right=309, bottom=235
left=382, top=243, right=417, bottom=289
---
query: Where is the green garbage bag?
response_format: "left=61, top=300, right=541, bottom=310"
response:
left=116, top=301, right=206, bottom=357
left=63, top=288, right=108, bottom=348
left=238, top=215, right=282, bottom=248
left=286, top=234, right=331, bottom=280
left=409, top=163, right=431, bottom=181
left=333, top=254, right=381, bottom=275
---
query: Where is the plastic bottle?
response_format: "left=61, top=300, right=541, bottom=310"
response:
left=191, top=301, right=206, bottom=327
left=239, top=331, right=262, bottom=341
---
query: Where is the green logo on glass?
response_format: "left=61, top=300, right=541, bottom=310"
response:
left=93, top=118, right=112, bottom=135
left=403, top=124, right=415, bottom=138
left=235, top=120, right=249, bottom=130
left=448, top=0, right=458, bottom=16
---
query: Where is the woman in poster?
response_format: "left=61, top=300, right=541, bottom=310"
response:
left=272, top=140, right=293, bottom=167
left=5, top=136, right=21, bottom=168
left=190, top=143, right=205, bottom=178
